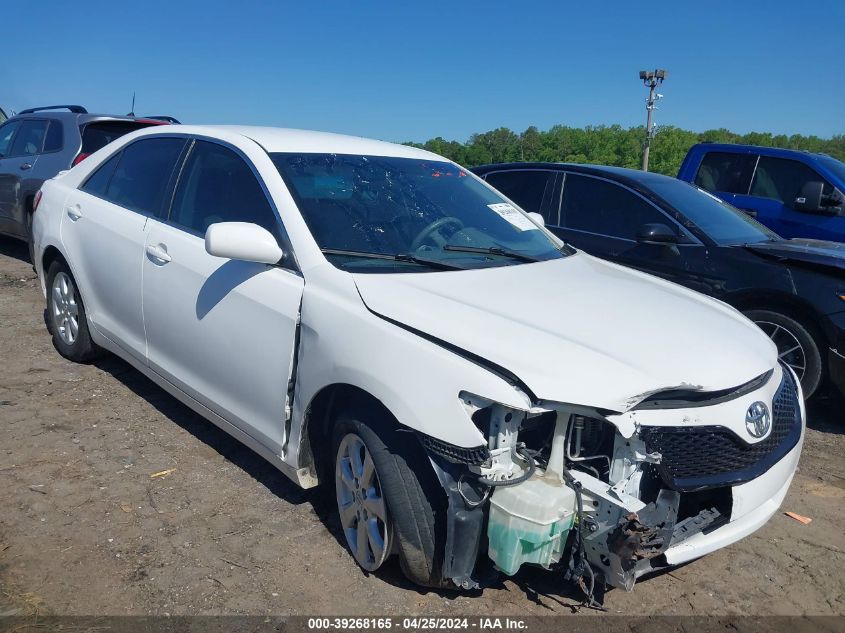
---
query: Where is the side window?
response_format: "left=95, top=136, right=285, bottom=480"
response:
left=749, top=157, right=833, bottom=204
left=0, top=121, right=21, bottom=157
left=80, top=152, right=122, bottom=197
left=43, top=120, right=63, bottom=153
left=560, top=174, right=674, bottom=240
left=170, top=140, right=278, bottom=235
left=484, top=170, right=555, bottom=218
left=8, top=120, right=48, bottom=157
left=105, top=138, right=186, bottom=215
left=694, top=152, right=755, bottom=195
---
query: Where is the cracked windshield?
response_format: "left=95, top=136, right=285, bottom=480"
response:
left=271, top=153, right=569, bottom=272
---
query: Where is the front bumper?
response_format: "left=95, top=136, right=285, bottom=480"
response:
left=599, top=364, right=805, bottom=587
left=829, top=347, right=845, bottom=398
left=651, top=438, right=801, bottom=572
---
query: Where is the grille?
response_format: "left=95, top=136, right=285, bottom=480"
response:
left=420, top=434, right=490, bottom=465
left=640, top=368, right=801, bottom=492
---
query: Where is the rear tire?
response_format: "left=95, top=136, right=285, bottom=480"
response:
left=332, top=409, right=448, bottom=588
left=46, top=260, right=100, bottom=362
left=25, top=210, right=34, bottom=266
left=745, top=309, right=822, bottom=398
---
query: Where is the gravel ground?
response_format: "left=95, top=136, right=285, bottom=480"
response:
left=0, top=235, right=843, bottom=617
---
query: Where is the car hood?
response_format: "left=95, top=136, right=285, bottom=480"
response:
left=353, top=253, right=777, bottom=412
left=745, top=238, right=845, bottom=272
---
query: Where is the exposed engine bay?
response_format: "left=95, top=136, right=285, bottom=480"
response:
left=424, top=394, right=746, bottom=605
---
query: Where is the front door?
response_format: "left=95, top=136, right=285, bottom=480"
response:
left=548, top=172, right=714, bottom=293
left=142, top=139, right=304, bottom=453
left=733, top=155, right=841, bottom=241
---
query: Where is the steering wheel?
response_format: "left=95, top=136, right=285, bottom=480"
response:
left=410, top=216, right=465, bottom=251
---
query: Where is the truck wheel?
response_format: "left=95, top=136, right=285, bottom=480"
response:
left=745, top=309, right=822, bottom=398
left=46, top=260, right=100, bottom=362
left=332, top=409, right=448, bottom=587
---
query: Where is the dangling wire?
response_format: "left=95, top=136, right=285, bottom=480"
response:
left=561, top=462, right=607, bottom=612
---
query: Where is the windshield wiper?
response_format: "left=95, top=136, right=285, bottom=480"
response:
left=320, top=248, right=465, bottom=270
left=442, top=244, right=541, bottom=262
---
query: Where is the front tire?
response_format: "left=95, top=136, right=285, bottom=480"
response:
left=332, top=410, right=447, bottom=587
left=46, top=260, right=99, bottom=362
left=745, top=309, right=822, bottom=398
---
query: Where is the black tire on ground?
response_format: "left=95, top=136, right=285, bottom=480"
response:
left=45, top=260, right=101, bottom=363
left=331, top=408, right=449, bottom=588
left=744, top=309, right=823, bottom=398
left=25, top=210, right=34, bottom=265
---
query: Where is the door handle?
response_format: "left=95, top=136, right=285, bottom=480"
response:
left=145, top=244, right=172, bottom=263
left=741, top=208, right=758, bottom=218
left=66, top=205, right=82, bottom=221
left=20, top=163, right=32, bottom=171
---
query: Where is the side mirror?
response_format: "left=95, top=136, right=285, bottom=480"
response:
left=527, top=211, right=546, bottom=227
left=205, top=222, right=284, bottom=265
left=636, top=223, right=678, bottom=245
left=792, top=181, right=824, bottom=213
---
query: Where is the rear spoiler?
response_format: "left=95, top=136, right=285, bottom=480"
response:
left=18, top=105, right=88, bottom=115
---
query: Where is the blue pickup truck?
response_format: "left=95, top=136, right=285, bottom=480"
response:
left=678, top=143, right=845, bottom=242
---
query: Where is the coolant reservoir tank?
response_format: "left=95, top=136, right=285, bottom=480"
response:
left=487, top=475, right=576, bottom=576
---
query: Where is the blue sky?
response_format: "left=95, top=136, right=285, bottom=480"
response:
left=3, top=1, right=843, bottom=143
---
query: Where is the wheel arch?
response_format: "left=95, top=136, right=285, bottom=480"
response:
left=300, top=383, right=402, bottom=484
left=42, top=244, right=67, bottom=274
left=40, top=245, right=95, bottom=321
left=723, top=289, right=829, bottom=348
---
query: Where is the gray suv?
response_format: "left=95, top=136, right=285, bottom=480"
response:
left=0, top=105, right=176, bottom=261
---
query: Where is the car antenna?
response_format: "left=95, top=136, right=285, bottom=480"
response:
left=127, top=92, right=136, bottom=117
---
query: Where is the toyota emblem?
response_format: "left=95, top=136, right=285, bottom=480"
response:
left=745, top=401, right=771, bottom=439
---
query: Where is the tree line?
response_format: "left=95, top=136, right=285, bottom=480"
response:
left=405, top=125, right=845, bottom=175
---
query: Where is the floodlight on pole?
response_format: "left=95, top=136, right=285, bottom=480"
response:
left=639, top=68, right=668, bottom=171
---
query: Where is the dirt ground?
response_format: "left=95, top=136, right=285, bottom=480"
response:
left=0, top=235, right=843, bottom=618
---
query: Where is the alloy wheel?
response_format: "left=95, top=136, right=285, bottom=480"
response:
left=754, top=319, right=806, bottom=380
left=52, top=272, right=79, bottom=346
left=335, top=433, right=391, bottom=571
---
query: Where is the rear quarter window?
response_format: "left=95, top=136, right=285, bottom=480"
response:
left=43, top=120, right=63, bottom=152
left=101, top=137, right=186, bottom=216
left=80, top=152, right=122, bottom=197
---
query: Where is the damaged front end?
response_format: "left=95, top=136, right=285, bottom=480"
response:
left=421, top=366, right=802, bottom=599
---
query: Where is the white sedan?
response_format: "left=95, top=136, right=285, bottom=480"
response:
left=31, top=125, right=804, bottom=598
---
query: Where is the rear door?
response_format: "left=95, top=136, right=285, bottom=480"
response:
left=482, top=169, right=559, bottom=223
left=0, top=120, right=22, bottom=235
left=61, top=136, right=186, bottom=363
left=142, top=139, right=304, bottom=453
left=0, top=119, right=47, bottom=235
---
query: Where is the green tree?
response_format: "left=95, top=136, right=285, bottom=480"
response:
left=405, top=123, right=845, bottom=175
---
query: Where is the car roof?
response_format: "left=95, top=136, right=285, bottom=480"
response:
left=472, top=161, right=680, bottom=190
left=689, top=142, right=831, bottom=160
left=10, top=111, right=155, bottom=123
left=132, top=124, right=442, bottom=160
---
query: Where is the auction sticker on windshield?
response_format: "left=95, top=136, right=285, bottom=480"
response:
left=487, top=203, right=538, bottom=231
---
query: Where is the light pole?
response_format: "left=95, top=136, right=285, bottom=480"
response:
left=639, top=69, right=667, bottom=172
